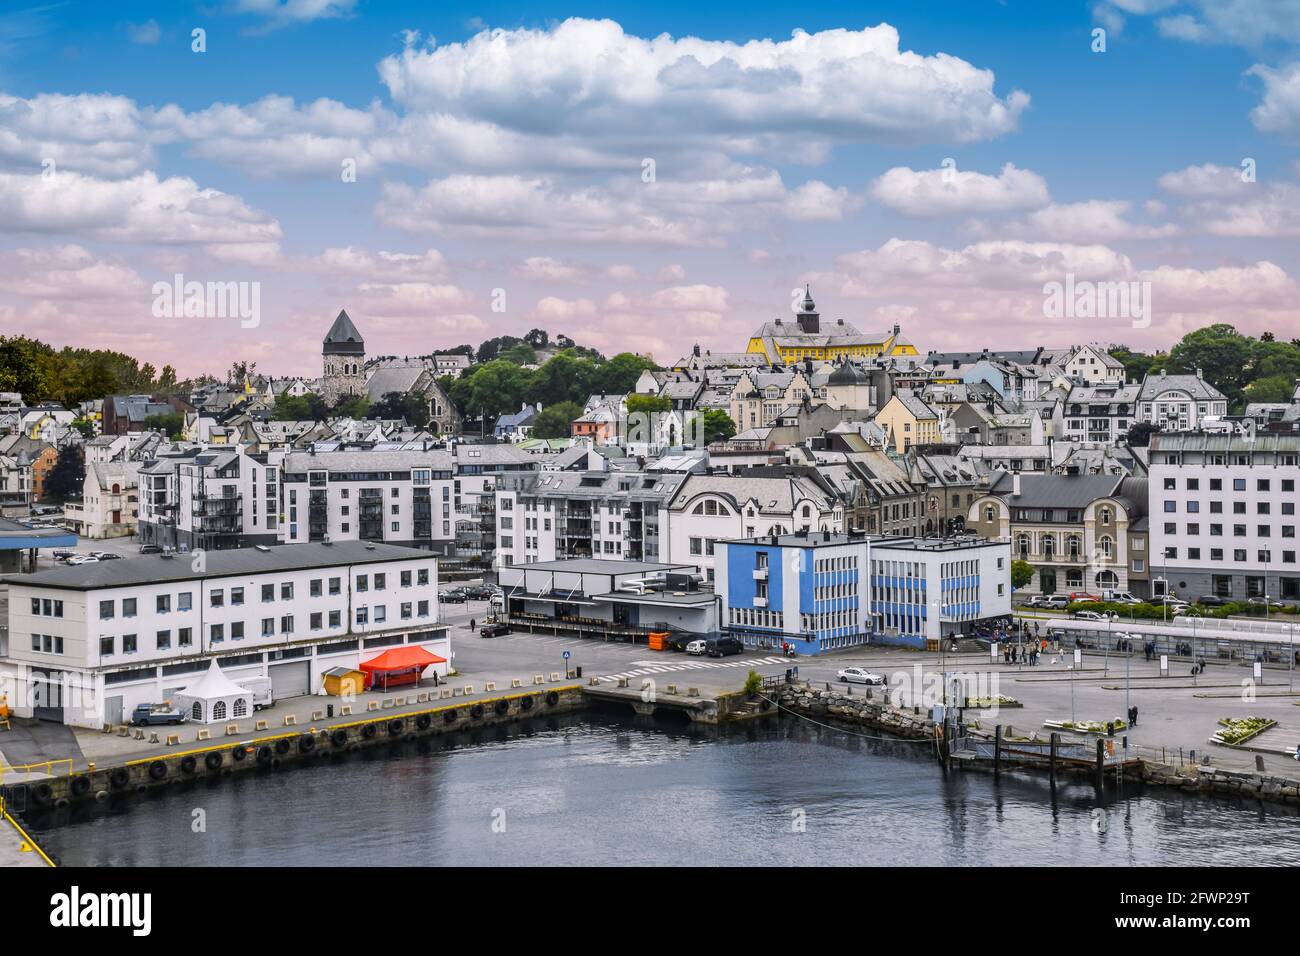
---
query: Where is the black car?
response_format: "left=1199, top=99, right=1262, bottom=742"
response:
left=665, top=633, right=695, bottom=652
left=1196, top=595, right=1229, bottom=607
left=706, top=636, right=744, bottom=658
left=462, top=585, right=494, bottom=600
left=440, top=590, right=468, bottom=603
left=138, top=544, right=163, bottom=554
left=479, top=622, right=510, bottom=638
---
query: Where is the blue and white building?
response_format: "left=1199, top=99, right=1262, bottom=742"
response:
left=717, top=531, right=871, bottom=656
left=870, top=537, right=1011, bottom=648
left=717, top=530, right=1011, bottom=654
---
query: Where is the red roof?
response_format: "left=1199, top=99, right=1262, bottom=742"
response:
left=359, top=646, right=447, bottom=673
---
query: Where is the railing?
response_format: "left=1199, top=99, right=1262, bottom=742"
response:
left=0, top=758, right=73, bottom=784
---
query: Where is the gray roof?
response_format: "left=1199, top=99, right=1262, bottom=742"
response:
left=323, top=309, right=364, bottom=354
left=506, top=558, right=689, bottom=575
left=282, top=449, right=454, bottom=474
left=987, top=473, right=1123, bottom=508
left=365, top=366, right=425, bottom=400
left=4, top=541, right=429, bottom=591
left=1138, top=372, right=1226, bottom=402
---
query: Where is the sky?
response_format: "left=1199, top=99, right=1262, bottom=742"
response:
left=1, top=0, right=1299, bottom=378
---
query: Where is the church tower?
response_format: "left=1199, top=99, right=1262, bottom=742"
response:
left=321, top=309, right=366, bottom=404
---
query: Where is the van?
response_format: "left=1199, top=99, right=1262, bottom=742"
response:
left=1102, top=590, right=1141, bottom=605
left=240, top=676, right=274, bottom=711
left=705, top=636, right=744, bottom=658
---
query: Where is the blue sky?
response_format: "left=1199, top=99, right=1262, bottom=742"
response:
left=1, top=0, right=1298, bottom=375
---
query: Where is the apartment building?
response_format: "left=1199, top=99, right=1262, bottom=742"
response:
left=494, top=470, right=686, bottom=567
left=967, top=473, right=1147, bottom=598
left=452, top=443, right=539, bottom=562
left=279, top=450, right=456, bottom=554
left=1058, top=381, right=1141, bottom=443
left=137, top=446, right=279, bottom=551
left=1137, top=370, right=1228, bottom=431
left=0, top=541, right=448, bottom=728
left=1148, top=433, right=1300, bottom=602
left=661, top=472, right=843, bottom=581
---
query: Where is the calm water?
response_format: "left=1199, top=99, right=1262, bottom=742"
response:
left=30, top=711, right=1300, bottom=866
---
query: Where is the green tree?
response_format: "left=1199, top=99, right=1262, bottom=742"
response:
left=272, top=392, right=329, bottom=421
left=368, top=391, right=430, bottom=428
left=1242, top=375, right=1295, bottom=405
left=1011, top=560, right=1034, bottom=590
left=531, top=401, right=583, bottom=439
left=595, top=352, right=657, bottom=393
left=626, top=393, right=672, bottom=416
left=698, top=409, right=736, bottom=445
left=1167, top=324, right=1254, bottom=409
left=143, top=411, right=184, bottom=438
left=44, top=446, right=85, bottom=501
left=497, top=342, right=539, bottom=365
left=1125, top=421, right=1161, bottom=447
left=332, top=395, right=371, bottom=419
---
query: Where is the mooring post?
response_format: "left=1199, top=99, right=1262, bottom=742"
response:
left=1095, top=738, right=1105, bottom=790
left=994, top=724, right=1002, bottom=777
left=1049, top=732, right=1059, bottom=786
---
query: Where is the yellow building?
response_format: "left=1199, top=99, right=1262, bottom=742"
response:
left=874, top=393, right=942, bottom=455
left=745, top=288, right=919, bottom=365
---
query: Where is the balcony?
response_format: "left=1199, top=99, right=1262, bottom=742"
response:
left=753, top=568, right=768, bottom=580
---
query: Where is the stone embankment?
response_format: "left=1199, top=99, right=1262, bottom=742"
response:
left=775, top=684, right=1300, bottom=807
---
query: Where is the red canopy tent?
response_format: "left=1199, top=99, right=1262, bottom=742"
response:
left=359, top=646, right=447, bottom=691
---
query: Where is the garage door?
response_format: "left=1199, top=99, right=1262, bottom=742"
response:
left=268, top=661, right=311, bottom=699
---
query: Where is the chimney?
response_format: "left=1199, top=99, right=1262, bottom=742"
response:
left=1195, top=368, right=1203, bottom=379
left=1012, top=472, right=1021, bottom=497
left=693, top=343, right=701, bottom=357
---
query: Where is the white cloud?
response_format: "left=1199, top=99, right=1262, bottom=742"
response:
left=0, top=170, right=282, bottom=249
left=870, top=162, right=1049, bottom=217
left=0, top=93, right=157, bottom=178
left=1102, top=1, right=1300, bottom=46
left=378, top=19, right=1029, bottom=151
left=1157, top=162, right=1253, bottom=197
left=656, top=264, right=686, bottom=283
left=1248, top=62, right=1300, bottom=142
left=231, top=0, right=358, bottom=30
left=128, top=20, right=161, bottom=44
left=1006, top=200, right=1177, bottom=241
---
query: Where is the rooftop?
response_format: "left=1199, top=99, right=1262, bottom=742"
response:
left=4, top=541, right=432, bottom=591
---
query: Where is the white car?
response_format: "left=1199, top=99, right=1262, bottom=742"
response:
left=837, top=667, right=885, bottom=685
left=1074, top=610, right=1105, bottom=621
left=685, top=640, right=707, bottom=656
left=66, top=555, right=100, bottom=565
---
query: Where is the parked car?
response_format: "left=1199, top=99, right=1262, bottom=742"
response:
left=479, top=622, right=511, bottom=638
left=1195, top=595, right=1229, bottom=607
left=66, top=555, right=99, bottom=565
left=130, top=703, right=186, bottom=726
left=1101, top=590, right=1141, bottom=605
left=52, top=549, right=76, bottom=561
left=837, top=666, right=885, bottom=685
left=439, top=589, right=468, bottom=603
left=685, top=640, right=708, bottom=656
left=138, top=544, right=163, bottom=555
left=92, top=552, right=123, bottom=560
left=1067, top=591, right=1100, bottom=603
left=665, top=633, right=695, bottom=652
left=1041, top=596, right=1070, bottom=610
left=1247, top=597, right=1285, bottom=610
left=462, top=585, right=494, bottom=600
left=488, top=592, right=504, bottom=609
left=706, top=636, right=744, bottom=658
left=1074, top=610, right=1105, bottom=621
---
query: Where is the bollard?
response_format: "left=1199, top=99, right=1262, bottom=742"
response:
left=441, top=688, right=452, bottom=699
left=225, top=723, right=240, bottom=737
left=484, top=682, right=496, bottom=692
left=394, top=697, right=406, bottom=707
left=196, top=729, right=211, bottom=741
left=102, top=724, right=114, bottom=734
left=688, top=687, right=699, bottom=698
left=367, top=701, right=379, bottom=712
left=165, top=734, right=180, bottom=746
left=452, top=687, right=463, bottom=697
left=666, top=684, right=678, bottom=695
left=283, top=714, right=297, bottom=726
left=463, top=685, right=474, bottom=695
left=511, top=678, right=523, bottom=688
left=617, top=676, right=630, bottom=688
left=255, top=720, right=269, bottom=731
left=416, top=693, right=428, bottom=703
left=381, top=698, right=395, bottom=710
left=148, top=731, right=160, bottom=743
left=134, top=729, right=146, bottom=740
left=550, top=671, right=562, bottom=682
left=340, top=705, right=352, bottom=716
left=534, top=675, right=545, bottom=685
left=588, top=676, right=600, bottom=686
left=118, top=727, right=130, bottom=737
left=312, top=710, right=325, bottom=721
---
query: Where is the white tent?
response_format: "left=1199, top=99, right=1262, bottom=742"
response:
left=173, top=660, right=255, bottom=724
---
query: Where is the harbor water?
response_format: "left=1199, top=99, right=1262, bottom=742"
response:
left=30, top=713, right=1300, bottom=867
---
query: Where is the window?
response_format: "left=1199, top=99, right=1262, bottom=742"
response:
left=374, top=574, right=386, bottom=591
left=311, top=612, right=323, bottom=630
left=401, top=570, right=412, bottom=587
left=210, top=624, right=224, bottom=643
left=156, top=594, right=171, bottom=614
left=356, top=607, right=369, bottom=625
left=211, top=589, right=225, bottom=608
left=262, top=618, right=275, bottom=637
left=179, top=627, right=193, bottom=647
left=280, top=615, right=294, bottom=634
left=99, top=600, right=114, bottom=620
left=100, top=636, right=114, bottom=656
left=417, top=570, right=429, bottom=586
left=281, top=583, right=294, bottom=600
left=401, top=602, right=413, bottom=619
left=178, top=592, right=192, bottom=612
left=1233, top=478, right=1246, bottom=491
left=357, top=575, right=369, bottom=592
left=310, top=579, right=322, bottom=597
left=418, top=600, right=429, bottom=617
left=123, top=633, right=138, bottom=653
left=122, top=598, right=137, bottom=618
left=231, top=587, right=244, bottom=606
left=329, top=577, right=341, bottom=595
left=262, top=584, right=275, bottom=603
left=231, top=621, right=244, bottom=640
left=329, top=610, right=341, bottom=628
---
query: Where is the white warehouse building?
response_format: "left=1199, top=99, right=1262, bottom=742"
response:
left=0, top=541, right=449, bottom=728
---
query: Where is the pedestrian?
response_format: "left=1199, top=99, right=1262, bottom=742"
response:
left=469, top=618, right=476, bottom=631
left=1129, top=705, right=1139, bottom=727
left=1004, top=646, right=1011, bottom=664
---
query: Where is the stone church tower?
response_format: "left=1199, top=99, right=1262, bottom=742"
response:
left=321, top=309, right=367, bottom=404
